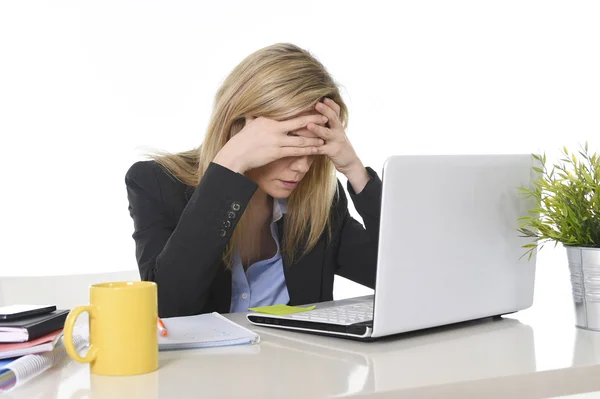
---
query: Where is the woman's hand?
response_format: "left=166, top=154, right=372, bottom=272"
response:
left=308, top=98, right=371, bottom=193
left=213, top=114, right=327, bottom=174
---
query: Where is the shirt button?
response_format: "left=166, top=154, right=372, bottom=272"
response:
left=227, top=211, right=236, bottom=219
left=218, top=229, right=227, bottom=237
left=231, top=202, right=241, bottom=211
left=242, top=293, right=248, bottom=300
left=222, top=220, right=231, bottom=228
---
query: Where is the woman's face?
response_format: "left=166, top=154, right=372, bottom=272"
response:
left=245, top=110, right=325, bottom=199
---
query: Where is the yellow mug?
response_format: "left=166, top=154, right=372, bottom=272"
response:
left=63, top=281, right=159, bottom=376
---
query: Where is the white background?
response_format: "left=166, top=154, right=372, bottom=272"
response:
left=0, top=1, right=598, bottom=308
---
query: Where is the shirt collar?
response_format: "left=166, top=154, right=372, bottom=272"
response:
left=273, top=198, right=287, bottom=223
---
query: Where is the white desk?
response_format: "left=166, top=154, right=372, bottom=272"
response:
left=4, top=255, right=600, bottom=399
left=3, top=307, right=600, bottom=399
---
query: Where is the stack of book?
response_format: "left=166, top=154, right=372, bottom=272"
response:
left=0, top=308, right=69, bottom=391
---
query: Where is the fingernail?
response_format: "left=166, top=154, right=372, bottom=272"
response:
left=312, top=147, right=318, bottom=153
left=322, top=116, right=328, bottom=122
left=319, top=139, right=324, bottom=145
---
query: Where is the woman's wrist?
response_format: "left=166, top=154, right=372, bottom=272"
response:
left=343, top=161, right=371, bottom=194
left=213, top=149, right=247, bottom=174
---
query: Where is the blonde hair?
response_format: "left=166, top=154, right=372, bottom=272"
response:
left=144, top=43, right=349, bottom=267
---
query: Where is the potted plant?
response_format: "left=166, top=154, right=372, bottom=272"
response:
left=518, top=143, right=600, bottom=331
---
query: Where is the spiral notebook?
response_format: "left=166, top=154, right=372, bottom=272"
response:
left=158, top=312, right=260, bottom=351
left=0, top=333, right=86, bottom=392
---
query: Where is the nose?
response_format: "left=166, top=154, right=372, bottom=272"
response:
left=289, top=156, right=311, bottom=173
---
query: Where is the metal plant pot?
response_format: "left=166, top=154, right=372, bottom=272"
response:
left=566, top=246, right=600, bottom=331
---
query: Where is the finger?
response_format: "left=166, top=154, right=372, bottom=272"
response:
left=279, top=114, right=328, bottom=133
left=280, top=136, right=324, bottom=148
left=323, top=98, right=341, bottom=117
left=315, top=144, right=334, bottom=156
left=278, top=146, right=319, bottom=158
left=306, top=122, right=333, bottom=140
left=315, top=101, right=342, bottom=129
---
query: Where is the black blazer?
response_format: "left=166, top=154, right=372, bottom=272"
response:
left=125, top=161, right=382, bottom=317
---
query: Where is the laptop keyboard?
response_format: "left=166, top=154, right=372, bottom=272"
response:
left=286, top=301, right=374, bottom=326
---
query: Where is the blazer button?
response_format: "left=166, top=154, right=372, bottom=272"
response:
left=222, top=220, right=231, bottom=228
left=231, top=202, right=241, bottom=211
left=227, top=211, right=236, bottom=219
left=219, top=229, right=227, bottom=237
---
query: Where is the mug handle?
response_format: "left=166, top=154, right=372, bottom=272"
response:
left=64, top=306, right=99, bottom=364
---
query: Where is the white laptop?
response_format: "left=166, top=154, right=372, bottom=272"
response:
left=247, top=154, right=539, bottom=340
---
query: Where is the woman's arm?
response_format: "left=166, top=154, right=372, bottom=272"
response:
left=304, top=97, right=382, bottom=286
left=125, top=161, right=257, bottom=317
left=334, top=167, right=382, bottom=288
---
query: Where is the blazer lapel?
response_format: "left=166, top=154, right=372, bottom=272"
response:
left=276, top=217, right=284, bottom=251
left=278, top=217, right=325, bottom=305
left=184, top=185, right=194, bottom=202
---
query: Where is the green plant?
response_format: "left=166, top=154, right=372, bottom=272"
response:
left=518, top=142, right=600, bottom=260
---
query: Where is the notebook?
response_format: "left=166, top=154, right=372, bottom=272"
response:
left=0, top=310, right=69, bottom=343
left=0, top=332, right=86, bottom=392
left=0, top=329, right=63, bottom=360
left=158, top=312, right=260, bottom=351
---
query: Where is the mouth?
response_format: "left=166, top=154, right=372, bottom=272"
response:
left=280, top=180, right=299, bottom=189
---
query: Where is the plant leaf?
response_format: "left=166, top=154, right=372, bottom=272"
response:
left=516, top=143, right=600, bottom=259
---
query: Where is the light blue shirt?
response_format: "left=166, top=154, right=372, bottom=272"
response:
left=230, top=199, right=290, bottom=312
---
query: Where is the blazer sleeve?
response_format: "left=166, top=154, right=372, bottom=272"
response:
left=334, top=167, right=382, bottom=288
left=125, top=161, right=257, bottom=317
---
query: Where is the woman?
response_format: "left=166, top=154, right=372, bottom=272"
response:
left=125, top=43, right=382, bottom=318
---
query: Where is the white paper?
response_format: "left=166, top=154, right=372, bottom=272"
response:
left=0, top=328, right=28, bottom=342
left=158, top=312, right=259, bottom=351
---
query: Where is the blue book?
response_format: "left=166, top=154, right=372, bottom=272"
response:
left=0, top=358, right=17, bottom=391
left=0, top=358, right=16, bottom=368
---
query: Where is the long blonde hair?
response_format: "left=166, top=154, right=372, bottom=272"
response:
left=145, top=43, right=349, bottom=267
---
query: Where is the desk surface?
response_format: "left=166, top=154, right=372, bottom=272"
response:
left=4, top=306, right=600, bottom=399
